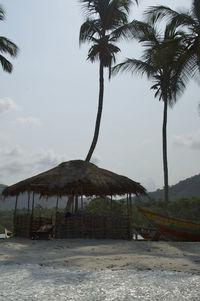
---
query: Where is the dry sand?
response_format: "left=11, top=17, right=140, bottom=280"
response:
left=0, top=238, right=200, bottom=274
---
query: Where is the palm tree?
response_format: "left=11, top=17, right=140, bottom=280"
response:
left=0, top=6, right=18, bottom=73
left=113, top=24, right=189, bottom=204
left=145, top=0, right=200, bottom=79
left=79, top=0, right=138, bottom=162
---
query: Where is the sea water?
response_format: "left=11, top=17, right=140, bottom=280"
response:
left=0, top=264, right=199, bottom=301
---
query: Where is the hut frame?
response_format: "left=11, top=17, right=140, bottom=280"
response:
left=3, top=160, right=146, bottom=240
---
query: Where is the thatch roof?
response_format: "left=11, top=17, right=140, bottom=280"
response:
left=3, top=160, right=146, bottom=197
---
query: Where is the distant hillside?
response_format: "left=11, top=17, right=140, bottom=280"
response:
left=139, top=174, right=200, bottom=202
left=0, top=184, right=7, bottom=192
left=0, top=191, right=63, bottom=211
left=0, top=185, right=89, bottom=211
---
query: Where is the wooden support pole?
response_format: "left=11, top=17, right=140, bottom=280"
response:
left=28, top=192, right=30, bottom=214
left=126, top=193, right=129, bottom=217
left=54, top=196, right=59, bottom=238
left=129, top=194, right=132, bottom=218
left=56, top=196, right=59, bottom=214
left=14, top=195, right=18, bottom=218
left=31, top=192, right=35, bottom=218
left=66, top=195, right=74, bottom=213
left=129, top=193, right=132, bottom=240
left=71, top=196, right=74, bottom=214
left=126, top=193, right=131, bottom=240
left=14, top=195, right=18, bottom=235
left=30, top=192, right=35, bottom=236
left=110, top=195, right=113, bottom=238
left=110, top=195, right=113, bottom=215
left=75, top=195, right=78, bottom=213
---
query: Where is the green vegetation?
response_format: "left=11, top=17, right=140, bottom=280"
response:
left=83, top=197, right=200, bottom=228
left=134, top=198, right=200, bottom=227
left=0, top=210, right=13, bottom=232
left=83, top=197, right=127, bottom=216
left=0, top=6, right=18, bottom=73
left=0, top=224, right=5, bottom=233
left=0, top=206, right=59, bottom=232
left=0, top=198, right=199, bottom=233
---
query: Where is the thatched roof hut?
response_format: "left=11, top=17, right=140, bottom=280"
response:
left=3, top=160, right=146, bottom=197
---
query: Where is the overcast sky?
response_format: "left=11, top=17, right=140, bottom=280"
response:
left=0, top=0, right=199, bottom=192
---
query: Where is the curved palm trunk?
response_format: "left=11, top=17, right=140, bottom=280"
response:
left=86, top=61, right=104, bottom=162
left=162, top=98, right=169, bottom=204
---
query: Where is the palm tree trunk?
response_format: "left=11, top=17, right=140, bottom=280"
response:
left=86, top=61, right=104, bottom=162
left=162, top=98, right=169, bottom=204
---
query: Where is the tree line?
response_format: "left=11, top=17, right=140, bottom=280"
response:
left=1, top=197, right=200, bottom=233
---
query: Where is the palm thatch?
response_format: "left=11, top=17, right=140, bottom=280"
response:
left=3, top=160, right=146, bottom=197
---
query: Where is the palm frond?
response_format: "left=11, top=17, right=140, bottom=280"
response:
left=103, top=0, right=132, bottom=30
left=80, top=0, right=133, bottom=31
left=80, top=0, right=134, bottom=78
left=145, top=6, right=178, bottom=24
left=88, top=41, right=120, bottom=67
left=151, top=82, right=162, bottom=100
left=167, top=73, right=187, bottom=107
left=124, top=20, right=156, bottom=42
left=79, top=19, right=101, bottom=45
left=0, top=37, right=19, bottom=57
left=87, top=44, right=100, bottom=63
left=112, top=58, right=155, bottom=79
left=0, top=54, right=12, bottom=73
left=79, top=0, right=100, bottom=18
left=109, top=20, right=151, bottom=42
left=192, top=0, right=200, bottom=23
left=114, top=20, right=190, bottom=105
left=145, top=5, right=193, bottom=28
left=169, top=12, right=196, bottom=30
left=0, top=5, right=5, bottom=21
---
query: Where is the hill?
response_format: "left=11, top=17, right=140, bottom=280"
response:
left=0, top=185, right=90, bottom=211
left=138, top=174, right=200, bottom=202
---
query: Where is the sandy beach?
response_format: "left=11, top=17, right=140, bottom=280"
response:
left=0, top=238, right=200, bottom=274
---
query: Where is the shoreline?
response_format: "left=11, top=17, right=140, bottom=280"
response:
left=0, top=238, right=200, bottom=274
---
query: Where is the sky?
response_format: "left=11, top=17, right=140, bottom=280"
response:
left=0, top=0, right=199, bottom=192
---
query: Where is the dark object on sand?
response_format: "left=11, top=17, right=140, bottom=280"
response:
left=65, top=212, right=72, bottom=218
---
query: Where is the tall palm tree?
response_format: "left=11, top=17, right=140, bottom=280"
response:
left=113, top=24, right=189, bottom=204
left=145, top=0, right=200, bottom=79
left=79, top=0, right=138, bottom=162
left=0, top=6, right=18, bottom=73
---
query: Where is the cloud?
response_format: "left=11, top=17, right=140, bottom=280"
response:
left=143, top=178, right=157, bottom=192
left=32, top=149, right=67, bottom=169
left=0, top=132, right=8, bottom=141
left=91, top=155, right=101, bottom=165
left=141, top=139, right=152, bottom=146
left=0, top=97, right=19, bottom=114
left=0, top=146, right=24, bottom=157
left=173, top=132, right=200, bottom=150
left=16, top=117, right=42, bottom=127
left=0, top=146, right=68, bottom=183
